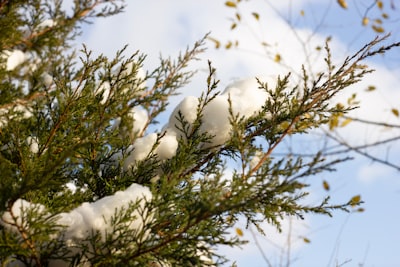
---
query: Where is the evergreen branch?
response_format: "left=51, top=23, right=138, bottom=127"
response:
left=4, top=206, right=40, bottom=265
left=145, top=35, right=208, bottom=124
left=0, top=92, right=47, bottom=110
left=246, top=35, right=400, bottom=177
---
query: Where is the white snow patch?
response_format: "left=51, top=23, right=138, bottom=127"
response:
left=58, top=183, right=152, bottom=242
left=26, top=136, right=39, bottom=154
left=1, top=199, right=46, bottom=232
left=2, top=50, right=27, bottom=71
left=95, top=81, right=111, bottom=105
left=123, top=133, right=157, bottom=171
left=41, top=72, right=54, bottom=87
left=164, top=77, right=273, bottom=147
left=122, top=132, right=178, bottom=171
left=1, top=183, right=152, bottom=266
left=128, top=106, right=148, bottom=134
left=0, top=104, right=33, bottom=128
left=155, top=132, right=178, bottom=160
left=36, top=19, right=56, bottom=30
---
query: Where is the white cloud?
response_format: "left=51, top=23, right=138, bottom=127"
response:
left=357, top=162, right=394, bottom=184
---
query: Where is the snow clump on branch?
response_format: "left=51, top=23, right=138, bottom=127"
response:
left=165, top=77, right=273, bottom=147
left=122, top=131, right=178, bottom=171
left=1, top=50, right=27, bottom=71
left=57, top=183, right=152, bottom=242
left=1, top=183, right=152, bottom=266
left=116, top=77, right=273, bottom=177
left=120, top=77, right=274, bottom=172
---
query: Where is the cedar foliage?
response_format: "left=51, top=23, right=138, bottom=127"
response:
left=0, top=1, right=399, bottom=266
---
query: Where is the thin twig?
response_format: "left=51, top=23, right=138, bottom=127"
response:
left=249, top=225, right=273, bottom=267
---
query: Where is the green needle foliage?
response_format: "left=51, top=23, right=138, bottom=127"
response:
left=0, top=1, right=399, bottom=266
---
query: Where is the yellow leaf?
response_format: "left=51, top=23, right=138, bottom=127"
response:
left=252, top=12, right=260, bottom=20
left=225, top=1, right=237, bottom=8
left=231, top=23, right=237, bottom=30
left=323, top=180, right=330, bottom=191
left=235, top=228, right=243, bottom=237
left=225, top=41, right=233, bottom=49
left=382, top=13, right=389, bottom=19
left=349, top=195, right=361, bottom=206
left=207, top=37, right=221, bottom=49
left=357, top=208, right=365, bottom=213
left=341, top=118, right=352, bottom=127
left=374, top=18, right=383, bottom=24
left=329, top=115, right=339, bottom=130
left=336, top=103, right=345, bottom=110
left=303, top=237, right=311, bottom=243
left=274, top=53, right=281, bottom=63
left=377, top=0, right=383, bottom=9
left=278, top=121, right=290, bottom=131
left=347, top=93, right=357, bottom=105
left=372, top=25, right=385, bottom=33
left=391, top=108, right=399, bottom=117
left=235, top=12, right=241, bottom=21
left=303, top=112, right=311, bottom=119
left=337, top=0, right=348, bottom=9
left=366, top=85, right=376, bottom=92
left=362, top=17, right=369, bottom=26
left=300, top=10, right=305, bottom=16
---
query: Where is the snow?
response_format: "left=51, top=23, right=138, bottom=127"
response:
left=135, top=66, right=146, bottom=89
left=40, top=72, right=54, bottom=87
left=249, top=150, right=264, bottom=170
left=13, top=104, right=33, bottom=120
left=2, top=50, right=26, bottom=71
left=128, top=106, right=148, bottom=134
left=1, top=199, right=46, bottom=232
left=1, top=184, right=152, bottom=266
left=164, top=77, right=272, bottom=147
left=111, top=106, right=148, bottom=141
left=95, top=81, right=111, bottom=105
left=36, top=19, right=56, bottom=30
left=199, top=95, right=231, bottom=146
left=123, top=133, right=157, bottom=170
left=195, top=242, right=215, bottom=266
left=95, top=64, right=145, bottom=105
left=21, top=75, right=270, bottom=178
left=58, top=183, right=152, bottom=242
left=120, top=63, right=147, bottom=95
left=223, top=77, right=270, bottom=117
left=168, top=96, right=199, bottom=129
left=2, top=184, right=152, bottom=241
left=0, top=70, right=274, bottom=265
left=26, top=136, right=39, bottom=154
left=0, top=104, right=33, bottom=128
left=122, top=132, right=178, bottom=171
left=155, top=132, right=178, bottom=160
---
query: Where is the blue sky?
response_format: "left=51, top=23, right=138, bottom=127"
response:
left=80, top=1, right=400, bottom=266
